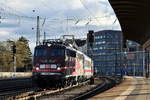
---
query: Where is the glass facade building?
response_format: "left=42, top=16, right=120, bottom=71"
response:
left=87, top=30, right=123, bottom=75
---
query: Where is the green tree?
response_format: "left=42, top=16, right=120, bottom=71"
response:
left=16, top=36, right=32, bottom=71
left=0, top=37, right=32, bottom=72
left=0, top=42, right=13, bottom=72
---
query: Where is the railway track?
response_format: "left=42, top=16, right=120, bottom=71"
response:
left=15, top=79, right=95, bottom=100
left=35, top=77, right=121, bottom=100
left=29, top=77, right=120, bottom=100
left=72, top=77, right=118, bottom=100
left=0, top=77, right=122, bottom=100
left=37, top=78, right=105, bottom=100
left=0, top=77, right=92, bottom=100
left=0, top=77, right=33, bottom=100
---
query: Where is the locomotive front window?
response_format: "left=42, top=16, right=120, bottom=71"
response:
left=35, top=49, right=47, bottom=56
left=34, top=48, right=65, bottom=56
left=51, top=49, right=64, bottom=56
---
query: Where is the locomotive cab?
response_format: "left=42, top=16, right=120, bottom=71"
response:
left=32, top=41, right=93, bottom=88
left=32, top=45, right=66, bottom=85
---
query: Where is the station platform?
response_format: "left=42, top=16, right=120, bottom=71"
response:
left=0, top=72, right=32, bottom=78
left=88, top=76, right=150, bottom=100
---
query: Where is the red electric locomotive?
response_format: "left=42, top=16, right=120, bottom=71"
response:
left=32, top=39, right=94, bottom=88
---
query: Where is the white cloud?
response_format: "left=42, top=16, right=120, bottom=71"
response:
left=29, top=41, right=36, bottom=53
left=0, top=0, right=121, bottom=52
left=67, top=0, right=83, bottom=9
left=0, top=30, right=10, bottom=39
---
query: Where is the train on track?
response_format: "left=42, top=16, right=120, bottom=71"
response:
left=32, top=38, right=94, bottom=88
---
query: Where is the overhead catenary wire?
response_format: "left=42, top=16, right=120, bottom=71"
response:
left=0, top=0, right=119, bottom=40
left=0, top=1, right=50, bottom=23
left=0, top=6, right=115, bottom=25
left=0, top=4, right=36, bottom=20
left=0, top=0, right=116, bottom=23
left=69, top=16, right=86, bottom=38
left=80, top=0, right=101, bottom=25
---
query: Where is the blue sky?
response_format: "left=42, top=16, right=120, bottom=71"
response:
left=0, top=0, right=121, bottom=52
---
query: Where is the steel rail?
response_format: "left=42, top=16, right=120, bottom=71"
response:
left=72, top=77, right=121, bottom=100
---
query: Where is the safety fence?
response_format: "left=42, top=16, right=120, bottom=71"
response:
left=95, top=51, right=150, bottom=77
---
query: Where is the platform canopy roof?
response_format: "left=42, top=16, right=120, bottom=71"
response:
left=108, top=0, right=150, bottom=44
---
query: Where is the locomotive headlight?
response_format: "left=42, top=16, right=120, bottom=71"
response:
left=36, top=67, right=39, bottom=70
left=57, top=67, right=61, bottom=70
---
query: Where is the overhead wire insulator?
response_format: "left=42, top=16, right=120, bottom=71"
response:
left=75, top=20, right=80, bottom=25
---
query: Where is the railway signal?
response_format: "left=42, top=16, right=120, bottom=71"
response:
left=11, top=44, right=16, bottom=72
left=12, top=45, right=16, bottom=54
left=87, top=30, right=94, bottom=47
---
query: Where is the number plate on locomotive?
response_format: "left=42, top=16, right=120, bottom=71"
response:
left=41, top=72, right=52, bottom=75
